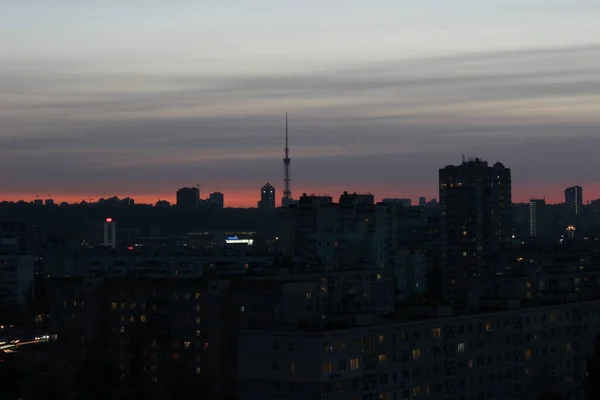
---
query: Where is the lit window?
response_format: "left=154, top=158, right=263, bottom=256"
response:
left=432, top=328, right=441, bottom=338
left=377, top=273, right=382, bottom=280
left=196, top=317, right=201, bottom=324
left=457, top=343, right=465, bottom=353
left=120, top=326, right=125, bottom=333
left=195, top=292, right=201, bottom=300
left=204, top=342, right=209, bottom=350
left=378, top=354, right=387, bottom=365
left=525, top=349, right=532, bottom=360
left=350, top=358, right=360, bottom=370
left=140, top=315, right=146, bottom=322
left=185, top=292, right=191, bottom=300
left=323, top=342, right=333, bottom=353
left=379, top=335, right=385, bottom=344
left=240, top=306, right=245, bottom=312
left=462, top=252, right=467, bottom=257
left=184, top=341, right=191, bottom=348
left=288, top=362, right=296, bottom=373
left=412, top=349, right=420, bottom=360
left=306, top=292, right=312, bottom=300
left=120, top=303, right=125, bottom=309
left=111, top=302, right=117, bottom=309
left=323, top=362, right=332, bottom=373
left=485, top=321, right=492, bottom=331
left=196, top=367, right=201, bottom=374
left=196, top=330, right=201, bottom=337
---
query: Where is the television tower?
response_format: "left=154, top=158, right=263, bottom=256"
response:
left=282, top=112, right=292, bottom=206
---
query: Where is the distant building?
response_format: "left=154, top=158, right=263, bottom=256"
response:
left=529, top=198, right=546, bottom=237
left=564, top=185, right=583, bottom=215
left=104, top=218, right=116, bottom=249
left=176, top=187, right=200, bottom=210
left=419, top=196, right=426, bottom=207
left=382, top=198, right=411, bottom=207
left=258, top=183, right=275, bottom=209
left=209, top=192, right=224, bottom=209
left=155, top=199, right=171, bottom=208
left=439, top=158, right=511, bottom=302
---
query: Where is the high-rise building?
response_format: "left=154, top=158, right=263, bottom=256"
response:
left=209, top=192, right=224, bottom=209
left=564, top=185, right=583, bottom=215
left=258, top=183, right=275, bottom=209
left=529, top=198, right=546, bottom=237
left=103, top=217, right=116, bottom=249
left=176, top=187, right=200, bottom=210
left=419, top=196, right=426, bottom=207
left=439, top=158, right=511, bottom=302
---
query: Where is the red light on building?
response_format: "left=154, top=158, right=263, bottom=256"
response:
left=128, top=246, right=134, bottom=251
left=106, top=218, right=113, bottom=223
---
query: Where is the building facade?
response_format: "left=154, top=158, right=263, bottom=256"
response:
left=564, top=186, right=583, bottom=216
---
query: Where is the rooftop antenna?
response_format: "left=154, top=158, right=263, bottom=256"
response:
left=282, top=111, right=292, bottom=205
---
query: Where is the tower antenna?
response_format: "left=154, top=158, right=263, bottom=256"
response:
left=282, top=111, right=292, bottom=206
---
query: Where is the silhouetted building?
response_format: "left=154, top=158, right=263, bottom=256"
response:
left=103, top=217, right=116, bottom=249
left=529, top=198, right=546, bottom=237
left=439, top=158, right=511, bottom=303
left=258, top=183, right=275, bottom=209
left=209, top=192, right=224, bottom=209
left=564, top=185, right=583, bottom=215
left=176, top=187, right=200, bottom=210
left=419, top=196, right=426, bottom=207
left=155, top=199, right=171, bottom=208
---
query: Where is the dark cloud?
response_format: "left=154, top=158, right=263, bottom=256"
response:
left=1, top=44, right=600, bottom=201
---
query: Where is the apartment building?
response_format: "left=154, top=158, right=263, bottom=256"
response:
left=238, top=300, right=600, bottom=400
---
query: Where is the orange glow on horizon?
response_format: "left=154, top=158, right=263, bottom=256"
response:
left=2, top=183, right=598, bottom=208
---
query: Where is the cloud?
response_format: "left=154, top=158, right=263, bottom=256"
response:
left=1, top=44, right=600, bottom=203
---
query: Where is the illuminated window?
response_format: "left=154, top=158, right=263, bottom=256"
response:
left=120, top=326, right=125, bottom=333
left=196, top=317, right=201, bottom=324
left=525, top=349, right=532, bottom=360
left=432, top=328, right=441, bottom=338
left=196, top=367, right=201, bottom=374
left=485, top=321, right=492, bottom=331
left=350, top=358, right=360, bottom=370
left=377, top=273, right=382, bottom=280
left=184, top=341, right=191, bottom=348
left=204, top=342, right=209, bottom=350
left=195, top=292, right=201, bottom=300
left=457, top=343, right=465, bottom=353
left=323, top=342, right=333, bottom=353
left=196, top=305, right=201, bottom=312
left=120, top=303, right=125, bottom=309
left=412, top=349, right=420, bottom=360
left=140, top=315, right=146, bottom=322
left=185, top=292, right=191, bottom=300
left=111, top=302, right=117, bottom=309
left=306, top=292, right=312, bottom=300
left=526, top=281, right=532, bottom=288
left=323, top=362, right=332, bottom=373
left=240, top=306, right=245, bottom=312
left=379, top=335, right=385, bottom=344
left=378, top=354, right=387, bottom=365
left=129, top=316, right=135, bottom=322
left=288, top=362, right=296, bottom=373
left=196, top=330, right=201, bottom=337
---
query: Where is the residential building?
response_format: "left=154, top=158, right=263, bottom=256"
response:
left=529, top=199, right=546, bottom=237
left=564, top=186, right=583, bottom=216
left=259, top=183, right=276, bottom=209
left=176, top=187, right=200, bottom=210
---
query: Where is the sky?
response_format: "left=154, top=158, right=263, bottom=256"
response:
left=1, top=0, right=600, bottom=207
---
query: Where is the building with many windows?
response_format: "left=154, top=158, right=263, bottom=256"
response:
left=238, top=300, right=600, bottom=400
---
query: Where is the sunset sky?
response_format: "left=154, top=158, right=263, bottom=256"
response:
left=1, top=1, right=600, bottom=207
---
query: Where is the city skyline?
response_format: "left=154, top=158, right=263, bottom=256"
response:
left=2, top=1, right=600, bottom=206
